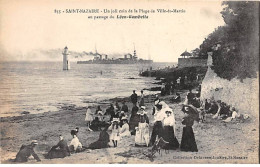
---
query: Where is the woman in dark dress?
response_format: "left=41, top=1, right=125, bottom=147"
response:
left=163, top=108, right=179, bottom=150
left=88, top=126, right=110, bottom=149
left=180, top=105, right=198, bottom=152
left=129, top=104, right=139, bottom=135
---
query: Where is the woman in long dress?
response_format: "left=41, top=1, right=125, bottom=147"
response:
left=163, top=108, right=179, bottom=150
left=150, top=101, right=168, bottom=146
left=180, top=105, right=198, bottom=152
left=135, top=106, right=150, bottom=147
left=88, top=126, right=110, bottom=149
left=85, top=106, right=93, bottom=131
left=129, top=104, right=139, bottom=135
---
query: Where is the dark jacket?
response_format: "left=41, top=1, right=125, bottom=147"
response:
left=130, top=93, right=138, bottom=103
left=14, top=144, right=41, bottom=162
left=121, top=104, right=128, bottom=113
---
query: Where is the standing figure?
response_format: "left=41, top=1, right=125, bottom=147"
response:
left=45, top=135, right=70, bottom=159
left=129, top=103, right=139, bottom=134
left=14, top=140, right=41, bottom=162
left=130, top=90, right=138, bottom=106
left=149, top=101, right=167, bottom=146
left=139, top=90, right=145, bottom=107
left=163, top=108, right=179, bottom=150
left=180, top=105, right=198, bottom=152
left=108, top=118, right=120, bottom=147
left=135, top=106, right=150, bottom=147
left=105, top=104, right=115, bottom=121
left=85, top=106, right=93, bottom=131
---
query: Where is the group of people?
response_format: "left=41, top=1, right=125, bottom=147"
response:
left=13, top=89, right=201, bottom=163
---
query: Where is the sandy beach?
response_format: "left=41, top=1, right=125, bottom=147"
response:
left=0, top=91, right=258, bottom=164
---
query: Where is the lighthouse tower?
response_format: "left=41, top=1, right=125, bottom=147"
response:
left=62, top=46, right=70, bottom=70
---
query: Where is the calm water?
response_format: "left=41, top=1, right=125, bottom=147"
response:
left=0, top=61, right=175, bottom=117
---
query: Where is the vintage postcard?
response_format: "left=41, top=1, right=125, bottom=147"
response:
left=0, top=0, right=259, bottom=164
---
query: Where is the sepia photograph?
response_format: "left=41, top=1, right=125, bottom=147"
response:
left=0, top=0, right=259, bottom=164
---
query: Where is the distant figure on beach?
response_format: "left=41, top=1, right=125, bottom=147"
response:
left=68, top=133, right=83, bottom=153
left=180, top=105, right=198, bottom=152
left=95, top=106, right=102, bottom=114
left=105, top=104, right=115, bottom=121
left=14, top=140, right=41, bottom=162
left=139, top=90, right=145, bottom=107
left=108, top=118, right=120, bottom=147
left=120, top=116, right=131, bottom=137
left=88, top=126, right=110, bottom=149
left=45, top=135, right=70, bottom=159
left=121, top=101, right=128, bottom=113
left=163, top=108, right=179, bottom=150
left=85, top=106, right=93, bottom=131
left=172, top=93, right=181, bottom=103
left=130, top=90, right=138, bottom=106
left=187, top=89, right=195, bottom=105
left=135, top=106, right=150, bottom=147
left=129, top=103, right=139, bottom=135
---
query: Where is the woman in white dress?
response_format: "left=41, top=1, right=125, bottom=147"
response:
left=120, top=116, right=131, bottom=137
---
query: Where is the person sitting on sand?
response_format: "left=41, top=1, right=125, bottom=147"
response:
left=223, top=107, right=239, bottom=122
left=88, top=126, right=110, bottom=149
left=108, top=118, right=120, bottom=147
left=68, top=133, right=83, bottom=153
left=120, top=116, right=131, bottom=137
left=95, top=106, right=102, bottom=114
left=207, top=101, right=218, bottom=115
left=14, top=140, right=41, bottom=162
left=85, top=106, right=94, bottom=131
left=172, top=93, right=181, bottom=103
left=105, top=104, right=115, bottom=121
left=45, top=135, right=70, bottom=159
left=89, top=117, right=102, bottom=131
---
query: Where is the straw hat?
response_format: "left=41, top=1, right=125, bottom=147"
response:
left=31, top=140, right=38, bottom=145
left=112, top=118, right=120, bottom=122
left=121, top=116, right=128, bottom=121
left=140, top=106, right=146, bottom=110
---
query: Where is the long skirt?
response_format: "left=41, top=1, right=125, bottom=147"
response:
left=88, top=140, right=109, bottom=149
left=129, top=114, right=139, bottom=134
left=163, top=126, right=179, bottom=150
left=135, top=123, right=150, bottom=147
left=180, top=126, right=198, bottom=152
left=149, top=121, right=164, bottom=146
left=45, top=149, right=69, bottom=159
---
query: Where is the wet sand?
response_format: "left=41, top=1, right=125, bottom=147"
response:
left=0, top=92, right=259, bottom=164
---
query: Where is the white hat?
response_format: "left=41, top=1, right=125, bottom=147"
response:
left=140, top=106, right=146, bottom=110
left=31, top=140, right=38, bottom=145
left=97, top=111, right=103, bottom=115
left=112, top=118, right=120, bottom=122
left=121, top=116, right=128, bottom=120
left=154, top=100, right=160, bottom=105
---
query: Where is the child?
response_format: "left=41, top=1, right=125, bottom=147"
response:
left=108, top=118, right=120, bottom=147
left=85, top=106, right=93, bottom=131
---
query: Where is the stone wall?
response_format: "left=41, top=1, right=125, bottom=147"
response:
left=200, top=67, right=259, bottom=116
left=178, top=58, right=207, bottom=68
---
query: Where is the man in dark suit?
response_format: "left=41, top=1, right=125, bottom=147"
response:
left=14, top=140, right=41, bottom=162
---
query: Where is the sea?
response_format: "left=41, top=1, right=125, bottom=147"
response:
left=0, top=61, right=175, bottom=117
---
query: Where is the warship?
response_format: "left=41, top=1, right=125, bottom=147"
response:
left=77, top=46, right=153, bottom=64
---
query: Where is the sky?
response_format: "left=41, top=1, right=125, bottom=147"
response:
left=0, top=0, right=225, bottom=62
